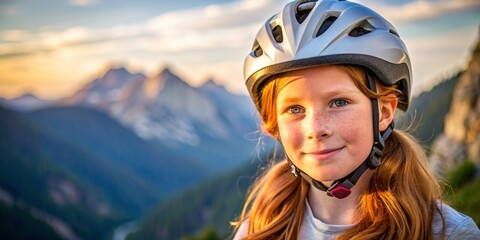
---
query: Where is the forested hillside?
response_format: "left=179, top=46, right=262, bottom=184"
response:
left=0, top=106, right=126, bottom=239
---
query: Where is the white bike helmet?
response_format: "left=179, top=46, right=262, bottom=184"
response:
left=244, top=0, right=412, bottom=199
left=244, top=0, right=411, bottom=112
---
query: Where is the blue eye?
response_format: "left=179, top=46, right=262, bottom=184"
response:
left=331, top=99, right=348, bottom=108
left=287, top=106, right=304, bottom=114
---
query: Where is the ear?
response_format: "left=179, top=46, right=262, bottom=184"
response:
left=378, top=94, right=398, bottom=131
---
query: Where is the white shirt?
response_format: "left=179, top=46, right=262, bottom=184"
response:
left=298, top=199, right=354, bottom=240
left=233, top=200, right=480, bottom=240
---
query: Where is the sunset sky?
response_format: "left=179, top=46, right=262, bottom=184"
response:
left=0, top=0, right=479, bottom=100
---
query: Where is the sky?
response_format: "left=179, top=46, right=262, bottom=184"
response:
left=0, top=0, right=479, bottom=100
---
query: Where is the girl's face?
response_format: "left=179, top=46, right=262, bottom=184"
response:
left=276, top=65, right=374, bottom=184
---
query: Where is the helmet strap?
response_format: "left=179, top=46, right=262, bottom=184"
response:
left=283, top=71, right=395, bottom=199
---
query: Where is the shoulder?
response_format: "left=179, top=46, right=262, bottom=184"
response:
left=433, top=202, right=480, bottom=239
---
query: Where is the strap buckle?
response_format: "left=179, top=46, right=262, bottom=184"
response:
left=327, top=180, right=354, bottom=199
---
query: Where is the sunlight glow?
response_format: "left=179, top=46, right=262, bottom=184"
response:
left=0, top=0, right=478, bottom=99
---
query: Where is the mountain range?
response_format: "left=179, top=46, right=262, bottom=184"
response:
left=5, top=67, right=260, bottom=172
left=0, top=66, right=262, bottom=239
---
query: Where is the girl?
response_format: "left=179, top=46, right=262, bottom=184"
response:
left=232, top=0, right=480, bottom=239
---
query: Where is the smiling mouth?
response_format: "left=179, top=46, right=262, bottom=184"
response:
left=304, top=147, right=344, bottom=160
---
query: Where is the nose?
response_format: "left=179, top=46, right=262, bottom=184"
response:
left=305, top=111, right=332, bottom=141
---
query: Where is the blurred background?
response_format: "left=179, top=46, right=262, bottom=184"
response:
left=0, top=0, right=479, bottom=239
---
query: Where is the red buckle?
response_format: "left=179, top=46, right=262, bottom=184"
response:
left=327, top=185, right=351, bottom=199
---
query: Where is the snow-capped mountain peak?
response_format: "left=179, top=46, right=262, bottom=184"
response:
left=87, top=67, right=145, bottom=91
left=131, top=67, right=232, bottom=145
left=61, top=67, right=146, bottom=109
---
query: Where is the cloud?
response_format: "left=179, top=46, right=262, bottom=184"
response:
left=1, top=30, right=31, bottom=42
left=1, top=0, right=477, bottom=60
left=0, top=0, right=289, bottom=59
left=355, top=0, right=480, bottom=23
left=145, top=0, right=286, bottom=32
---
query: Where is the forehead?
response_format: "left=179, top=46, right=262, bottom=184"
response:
left=276, top=65, right=360, bottom=96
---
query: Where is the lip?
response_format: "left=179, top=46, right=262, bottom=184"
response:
left=304, top=147, right=344, bottom=161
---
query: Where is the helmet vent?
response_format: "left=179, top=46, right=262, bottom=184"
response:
left=271, top=24, right=284, bottom=43
left=295, top=0, right=317, bottom=24
left=315, top=16, right=338, bottom=37
left=251, top=40, right=263, bottom=57
left=348, top=21, right=374, bottom=37
left=389, top=29, right=400, bottom=37
left=349, top=27, right=371, bottom=37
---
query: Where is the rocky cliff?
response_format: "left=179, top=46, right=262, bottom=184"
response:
left=429, top=36, right=480, bottom=176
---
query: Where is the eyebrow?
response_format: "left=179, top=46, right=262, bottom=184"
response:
left=278, top=88, right=361, bottom=103
left=277, top=96, right=302, bottom=104
left=325, top=89, right=362, bottom=96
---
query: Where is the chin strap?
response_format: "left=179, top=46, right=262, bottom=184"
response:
left=285, top=71, right=395, bottom=199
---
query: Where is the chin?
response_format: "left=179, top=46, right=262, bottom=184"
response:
left=307, top=172, right=341, bottom=183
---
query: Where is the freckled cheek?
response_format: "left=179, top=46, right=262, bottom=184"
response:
left=338, top=111, right=374, bottom=151
left=278, top=122, right=303, bottom=148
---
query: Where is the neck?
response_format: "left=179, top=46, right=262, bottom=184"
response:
left=307, top=169, right=373, bottom=225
